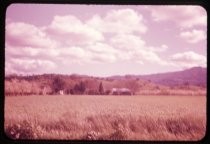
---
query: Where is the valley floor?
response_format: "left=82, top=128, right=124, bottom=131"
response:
left=4, top=95, right=206, bottom=141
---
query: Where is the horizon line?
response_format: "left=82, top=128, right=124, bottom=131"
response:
left=5, top=66, right=206, bottom=78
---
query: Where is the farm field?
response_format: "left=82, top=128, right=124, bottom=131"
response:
left=4, top=95, right=206, bottom=141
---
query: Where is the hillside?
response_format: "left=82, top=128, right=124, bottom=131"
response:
left=110, top=67, right=206, bottom=87
left=5, top=67, right=206, bottom=96
left=139, top=67, right=206, bottom=87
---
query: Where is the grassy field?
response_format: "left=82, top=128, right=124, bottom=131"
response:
left=4, top=95, right=206, bottom=141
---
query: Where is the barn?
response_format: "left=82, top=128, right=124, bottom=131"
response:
left=111, top=88, right=132, bottom=95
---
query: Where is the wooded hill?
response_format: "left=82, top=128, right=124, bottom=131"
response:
left=5, top=67, right=206, bottom=96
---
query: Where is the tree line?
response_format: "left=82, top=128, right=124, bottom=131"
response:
left=5, top=74, right=114, bottom=96
left=5, top=74, right=205, bottom=96
left=51, top=77, right=106, bottom=95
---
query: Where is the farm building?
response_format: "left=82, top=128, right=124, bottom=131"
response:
left=111, top=88, right=132, bottom=95
left=59, top=90, right=64, bottom=95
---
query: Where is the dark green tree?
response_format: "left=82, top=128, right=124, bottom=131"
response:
left=73, top=84, right=80, bottom=94
left=73, top=81, right=86, bottom=94
left=79, top=81, right=86, bottom=94
left=99, top=82, right=104, bottom=95
left=51, top=77, right=65, bottom=94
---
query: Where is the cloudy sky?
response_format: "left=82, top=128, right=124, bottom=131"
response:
left=5, top=4, right=207, bottom=76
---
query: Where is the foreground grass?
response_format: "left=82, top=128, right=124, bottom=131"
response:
left=4, top=95, right=206, bottom=140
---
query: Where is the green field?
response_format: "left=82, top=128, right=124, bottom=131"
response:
left=4, top=95, right=206, bottom=141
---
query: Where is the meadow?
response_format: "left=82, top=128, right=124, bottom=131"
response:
left=4, top=95, right=206, bottom=141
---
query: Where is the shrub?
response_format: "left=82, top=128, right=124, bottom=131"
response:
left=84, top=131, right=99, bottom=140
left=5, top=120, right=35, bottom=139
left=109, top=125, right=128, bottom=140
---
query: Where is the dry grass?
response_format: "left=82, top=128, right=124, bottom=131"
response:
left=4, top=95, right=206, bottom=141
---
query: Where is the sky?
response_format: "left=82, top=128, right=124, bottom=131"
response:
left=5, top=4, right=207, bottom=76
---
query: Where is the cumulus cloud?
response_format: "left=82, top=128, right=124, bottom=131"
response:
left=5, top=9, right=150, bottom=74
left=60, top=46, right=86, bottom=58
left=6, top=58, right=56, bottom=75
left=86, top=43, right=118, bottom=63
left=6, top=43, right=61, bottom=60
left=171, top=51, right=206, bottom=68
left=110, top=34, right=169, bottom=65
left=87, top=42, right=117, bottom=54
left=147, top=6, right=207, bottom=29
left=87, top=8, right=147, bottom=34
left=6, top=22, right=59, bottom=74
left=110, top=34, right=145, bottom=51
left=89, top=53, right=117, bottom=63
left=6, top=22, right=57, bottom=48
left=6, top=8, right=182, bottom=75
left=45, top=15, right=104, bottom=45
left=134, top=48, right=169, bottom=66
left=180, top=29, right=206, bottom=43
left=148, top=44, right=168, bottom=53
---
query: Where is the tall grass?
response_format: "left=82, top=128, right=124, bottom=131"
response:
left=4, top=95, right=206, bottom=140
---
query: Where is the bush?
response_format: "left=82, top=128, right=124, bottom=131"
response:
left=109, top=124, right=129, bottom=140
left=84, top=131, right=99, bottom=140
left=5, top=120, right=35, bottom=139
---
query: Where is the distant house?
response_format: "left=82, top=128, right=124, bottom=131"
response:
left=111, top=88, right=132, bottom=95
left=111, top=88, right=118, bottom=95
left=59, top=90, right=64, bottom=95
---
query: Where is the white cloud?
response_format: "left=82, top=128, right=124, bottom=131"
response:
left=86, top=43, right=118, bottom=63
left=147, top=6, right=207, bottom=29
left=148, top=44, right=168, bottom=52
left=6, top=8, right=179, bottom=75
left=6, top=44, right=60, bottom=60
left=89, top=52, right=117, bottom=63
left=60, top=46, right=86, bottom=58
left=6, top=22, right=57, bottom=48
left=110, top=34, right=145, bottom=51
left=87, top=9, right=147, bottom=34
left=180, top=29, right=206, bottom=43
left=45, top=15, right=104, bottom=45
left=47, top=33, right=169, bottom=66
left=133, top=48, right=169, bottom=65
left=110, top=34, right=169, bottom=65
left=6, top=58, right=56, bottom=75
left=87, top=42, right=117, bottom=54
left=171, top=51, right=206, bottom=68
left=60, top=43, right=118, bottom=64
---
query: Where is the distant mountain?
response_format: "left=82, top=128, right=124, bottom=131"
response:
left=109, top=67, right=207, bottom=87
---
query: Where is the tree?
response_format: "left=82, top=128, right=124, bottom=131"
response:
left=99, top=82, right=104, bottom=95
left=51, top=77, right=65, bottom=94
left=79, top=81, right=86, bottom=94
left=73, top=81, right=86, bottom=94
left=73, top=84, right=80, bottom=94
